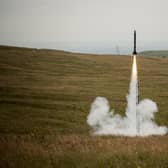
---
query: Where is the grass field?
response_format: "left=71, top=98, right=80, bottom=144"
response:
left=0, top=45, right=168, bottom=168
left=139, top=50, right=168, bottom=57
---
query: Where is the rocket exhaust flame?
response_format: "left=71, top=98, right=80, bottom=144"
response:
left=87, top=31, right=168, bottom=136
left=132, top=55, right=137, bottom=77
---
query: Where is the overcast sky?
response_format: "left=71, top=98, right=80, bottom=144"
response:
left=1, top=0, right=168, bottom=54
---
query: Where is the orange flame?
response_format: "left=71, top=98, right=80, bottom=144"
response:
left=132, top=55, right=137, bottom=77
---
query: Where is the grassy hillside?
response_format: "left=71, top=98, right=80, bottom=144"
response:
left=139, top=50, right=168, bottom=57
left=0, top=45, right=168, bottom=168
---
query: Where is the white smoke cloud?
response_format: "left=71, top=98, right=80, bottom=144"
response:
left=87, top=56, right=167, bottom=137
left=87, top=97, right=167, bottom=136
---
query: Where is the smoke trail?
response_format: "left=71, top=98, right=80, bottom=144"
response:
left=87, top=56, right=167, bottom=136
left=126, top=55, right=138, bottom=134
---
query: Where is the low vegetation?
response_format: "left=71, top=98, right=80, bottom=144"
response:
left=139, top=50, right=168, bottom=57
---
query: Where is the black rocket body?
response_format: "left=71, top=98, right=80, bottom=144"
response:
left=133, top=30, right=137, bottom=55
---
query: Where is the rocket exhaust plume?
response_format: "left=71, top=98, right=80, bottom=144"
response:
left=87, top=31, right=168, bottom=136
left=126, top=55, right=139, bottom=135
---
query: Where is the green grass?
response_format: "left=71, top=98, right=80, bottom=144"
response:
left=0, top=45, right=168, bottom=168
left=139, top=50, right=168, bottom=57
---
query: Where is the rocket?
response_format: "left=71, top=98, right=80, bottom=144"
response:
left=133, top=30, right=140, bottom=134
left=133, top=30, right=139, bottom=105
left=133, top=30, right=137, bottom=55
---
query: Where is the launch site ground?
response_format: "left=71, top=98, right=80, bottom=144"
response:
left=0, top=46, right=168, bottom=168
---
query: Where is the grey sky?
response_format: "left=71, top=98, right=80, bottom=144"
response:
left=0, top=0, right=168, bottom=54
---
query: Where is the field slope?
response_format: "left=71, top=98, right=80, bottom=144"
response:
left=139, top=50, right=168, bottom=57
left=0, top=45, right=168, bottom=168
